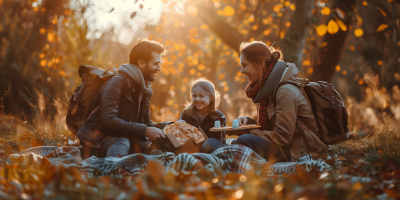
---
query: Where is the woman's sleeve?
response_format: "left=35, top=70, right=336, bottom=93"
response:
left=246, top=117, right=258, bottom=125
left=251, top=87, right=298, bottom=147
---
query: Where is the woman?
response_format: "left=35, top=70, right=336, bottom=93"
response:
left=205, top=41, right=328, bottom=162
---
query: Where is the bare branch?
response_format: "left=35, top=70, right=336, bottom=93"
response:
left=196, top=2, right=244, bottom=52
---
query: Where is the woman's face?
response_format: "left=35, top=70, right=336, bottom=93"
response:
left=240, top=54, right=261, bottom=85
left=191, top=86, right=212, bottom=112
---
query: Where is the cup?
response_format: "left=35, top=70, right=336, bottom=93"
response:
left=214, top=120, right=221, bottom=128
left=232, top=119, right=240, bottom=129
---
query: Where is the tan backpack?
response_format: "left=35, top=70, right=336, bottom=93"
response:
left=66, top=65, right=117, bottom=135
left=273, top=80, right=349, bottom=145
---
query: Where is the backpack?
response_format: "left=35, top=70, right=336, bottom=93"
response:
left=66, top=65, right=117, bottom=135
left=273, top=80, right=349, bottom=145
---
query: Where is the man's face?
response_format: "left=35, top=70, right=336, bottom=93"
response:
left=139, top=51, right=161, bottom=82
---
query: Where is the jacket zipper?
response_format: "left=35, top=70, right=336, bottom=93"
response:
left=293, top=133, right=305, bottom=157
left=298, top=124, right=316, bottom=150
left=300, top=136, right=305, bottom=156
left=138, top=97, right=148, bottom=123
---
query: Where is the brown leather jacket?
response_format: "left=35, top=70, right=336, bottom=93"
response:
left=250, top=64, right=328, bottom=162
left=77, top=72, right=171, bottom=148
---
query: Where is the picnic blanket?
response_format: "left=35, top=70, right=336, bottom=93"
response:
left=7, top=145, right=331, bottom=178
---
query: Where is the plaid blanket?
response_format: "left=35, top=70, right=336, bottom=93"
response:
left=7, top=145, right=331, bottom=178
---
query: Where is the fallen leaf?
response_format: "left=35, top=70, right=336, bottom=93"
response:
left=356, top=14, right=363, bottom=25
left=136, top=180, right=150, bottom=196
left=147, top=160, right=166, bottom=184
left=302, top=60, right=311, bottom=66
left=39, top=28, right=46, bottom=34
left=384, top=188, right=399, bottom=199
left=327, top=19, right=339, bottom=34
left=130, top=12, right=137, bottom=19
left=223, top=5, right=235, bottom=17
left=296, top=165, right=317, bottom=185
left=335, top=17, right=347, bottom=31
left=385, top=158, right=400, bottom=172
left=337, top=165, right=351, bottom=174
left=62, top=19, right=68, bottom=24
left=273, top=4, right=283, bottom=12
left=316, top=24, right=327, bottom=36
left=31, top=139, right=43, bottom=147
left=197, top=64, right=206, bottom=71
left=377, top=24, right=388, bottom=32
left=336, top=156, right=346, bottom=161
left=321, top=7, right=330, bottom=15
left=393, top=169, right=400, bottom=179
left=354, top=28, right=363, bottom=37
left=380, top=9, right=387, bottom=17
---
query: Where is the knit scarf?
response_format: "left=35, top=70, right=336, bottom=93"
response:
left=118, top=63, right=153, bottom=95
left=245, top=63, right=275, bottom=130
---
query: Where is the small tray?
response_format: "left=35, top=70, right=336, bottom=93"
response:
left=209, top=126, right=261, bottom=132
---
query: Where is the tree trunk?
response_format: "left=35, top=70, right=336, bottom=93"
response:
left=310, top=0, right=357, bottom=82
left=280, top=0, right=315, bottom=70
left=367, top=0, right=399, bottom=86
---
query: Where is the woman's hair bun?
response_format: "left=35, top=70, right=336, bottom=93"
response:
left=271, top=51, right=282, bottom=63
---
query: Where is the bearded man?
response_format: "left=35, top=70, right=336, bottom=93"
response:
left=78, top=38, right=171, bottom=159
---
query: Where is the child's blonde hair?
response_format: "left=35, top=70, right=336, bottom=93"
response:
left=184, top=78, right=221, bottom=113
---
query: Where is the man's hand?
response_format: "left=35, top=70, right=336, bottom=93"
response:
left=145, top=127, right=164, bottom=141
left=237, top=116, right=248, bottom=126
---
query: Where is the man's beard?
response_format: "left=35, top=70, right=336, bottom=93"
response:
left=142, top=65, right=156, bottom=82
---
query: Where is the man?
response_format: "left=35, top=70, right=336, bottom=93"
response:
left=78, top=38, right=171, bottom=159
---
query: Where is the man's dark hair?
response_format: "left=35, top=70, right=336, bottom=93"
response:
left=128, top=38, right=167, bottom=65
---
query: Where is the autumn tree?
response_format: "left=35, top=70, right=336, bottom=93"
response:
left=0, top=0, right=69, bottom=120
left=310, top=0, right=357, bottom=82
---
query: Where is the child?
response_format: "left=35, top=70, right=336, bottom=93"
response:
left=179, top=78, right=226, bottom=152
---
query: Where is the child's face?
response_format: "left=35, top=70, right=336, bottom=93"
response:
left=191, top=86, right=212, bottom=112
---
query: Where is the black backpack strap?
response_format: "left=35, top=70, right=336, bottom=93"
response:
left=70, top=74, right=87, bottom=115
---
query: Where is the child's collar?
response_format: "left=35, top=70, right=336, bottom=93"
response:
left=186, top=107, right=219, bottom=119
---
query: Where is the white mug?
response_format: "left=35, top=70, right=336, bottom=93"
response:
left=214, top=120, right=221, bottom=128
left=232, top=119, right=239, bottom=129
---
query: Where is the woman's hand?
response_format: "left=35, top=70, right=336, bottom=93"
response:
left=237, top=116, right=248, bottom=126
